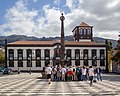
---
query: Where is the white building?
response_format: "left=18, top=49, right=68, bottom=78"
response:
left=6, top=22, right=108, bottom=71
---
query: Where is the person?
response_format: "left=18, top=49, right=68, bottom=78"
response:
left=61, top=66, right=66, bottom=81
left=76, top=66, right=82, bottom=81
left=82, top=66, right=86, bottom=81
left=95, top=66, right=102, bottom=81
left=86, top=66, right=89, bottom=80
left=53, top=67, right=57, bottom=81
left=89, top=66, right=94, bottom=86
left=45, top=64, right=52, bottom=84
left=57, top=68, right=61, bottom=81
left=17, top=68, right=20, bottom=74
left=73, top=66, right=76, bottom=81
left=67, top=67, right=74, bottom=81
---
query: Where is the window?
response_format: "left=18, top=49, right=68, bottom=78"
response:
left=45, top=60, right=50, bottom=66
left=54, top=49, right=60, bottom=57
left=8, top=49, right=14, bottom=67
left=36, top=49, right=41, bottom=60
left=9, top=49, right=14, bottom=60
left=84, top=29, right=86, bottom=35
left=86, top=29, right=88, bottom=35
left=36, top=61, right=41, bottom=67
left=35, top=49, right=41, bottom=67
left=100, top=60, right=105, bottom=66
left=18, top=61, right=23, bottom=67
left=83, top=49, right=88, bottom=59
left=75, top=49, right=80, bottom=59
left=18, top=49, right=23, bottom=67
left=9, top=61, right=14, bottom=67
left=66, top=49, right=71, bottom=57
left=82, top=29, right=84, bottom=34
left=67, top=60, right=71, bottom=66
left=75, top=60, right=80, bottom=66
left=83, top=49, right=88, bottom=66
left=44, top=49, right=50, bottom=59
left=92, top=49, right=97, bottom=59
left=27, top=49, right=32, bottom=67
left=84, top=60, right=88, bottom=66
left=89, top=29, right=91, bottom=34
left=100, top=49, right=105, bottom=59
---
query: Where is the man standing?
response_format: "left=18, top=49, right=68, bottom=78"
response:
left=45, top=64, right=52, bottom=84
left=61, top=66, right=66, bottom=81
left=95, top=67, right=102, bottom=81
left=89, top=66, right=94, bottom=86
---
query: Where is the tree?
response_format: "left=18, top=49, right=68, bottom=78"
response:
left=105, top=39, right=113, bottom=72
left=105, top=39, right=112, bottom=51
left=0, top=50, right=5, bottom=67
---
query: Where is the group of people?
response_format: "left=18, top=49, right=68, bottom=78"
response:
left=45, top=64, right=102, bottom=86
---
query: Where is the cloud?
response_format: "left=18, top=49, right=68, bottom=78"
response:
left=0, top=0, right=119, bottom=40
left=1, top=0, right=38, bottom=36
left=54, top=0, right=61, bottom=5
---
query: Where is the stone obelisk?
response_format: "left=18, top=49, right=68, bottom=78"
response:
left=60, top=13, right=65, bottom=66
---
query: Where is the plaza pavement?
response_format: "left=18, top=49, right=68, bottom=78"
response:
left=0, top=73, right=120, bottom=96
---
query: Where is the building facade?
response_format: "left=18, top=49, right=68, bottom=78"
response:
left=6, top=22, right=108, bottom=71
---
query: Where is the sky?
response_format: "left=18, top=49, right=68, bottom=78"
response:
left=0, top=0, right=120, bottom=40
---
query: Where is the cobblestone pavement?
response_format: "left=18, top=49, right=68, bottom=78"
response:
left=0, top=73, right=120, bottom=96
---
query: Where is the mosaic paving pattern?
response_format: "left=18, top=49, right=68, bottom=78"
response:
left=0, top=73, right=120, bottom=96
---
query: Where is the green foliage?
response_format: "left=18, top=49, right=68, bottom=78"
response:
left=108, top=51, right=112, bottom=64
left=105, top=39, right=113, bottom=51
left=0, top=51, right=5, bottom=67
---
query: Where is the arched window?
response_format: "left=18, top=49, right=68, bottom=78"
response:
left=8, top=49, right=14, bottom=67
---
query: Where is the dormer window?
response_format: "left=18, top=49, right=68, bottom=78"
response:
left=72, top=22, right=93, bottom=41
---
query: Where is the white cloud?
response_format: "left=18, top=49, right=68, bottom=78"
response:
left=1, top=0, right=38, bottom=36
left=106, top=0, right=119, bottom=8
left=0, top=0, right=120, bottom=40
left=54, top=0, right=61, bottom=5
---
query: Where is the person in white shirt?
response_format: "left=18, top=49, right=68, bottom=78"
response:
left=82, top=66, right=86, bottom=81
left=89, top=66, right=94, bottom=86
left=45, top=64, right=52, bottom=84
left=61, top=66, right=66, bottom=81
